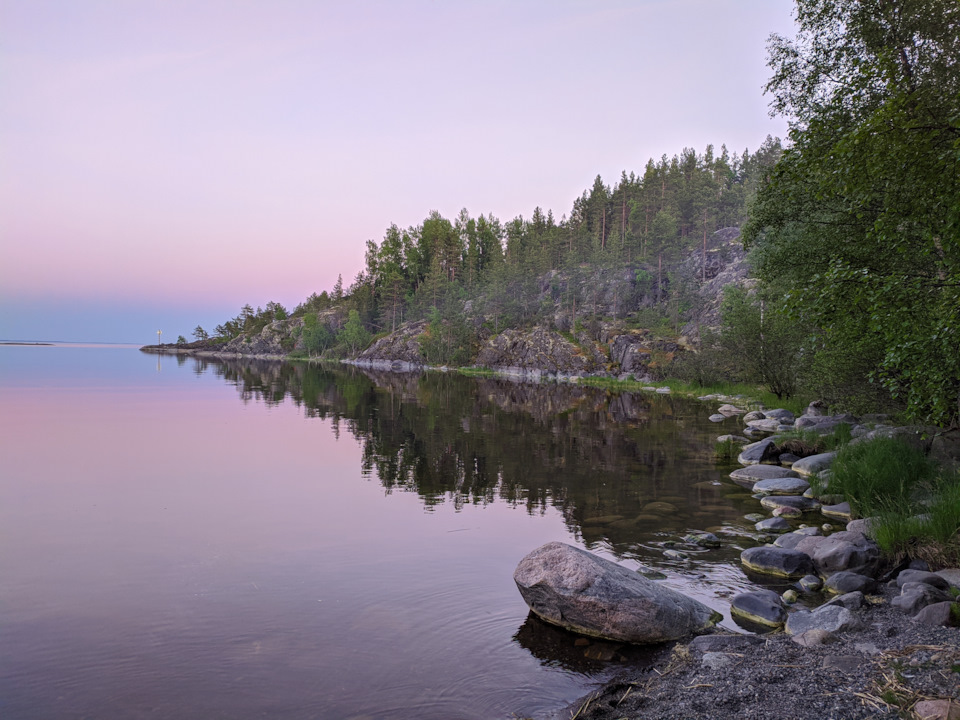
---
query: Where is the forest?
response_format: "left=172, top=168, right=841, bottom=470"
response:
left=194, top=0, right=959, bottom=429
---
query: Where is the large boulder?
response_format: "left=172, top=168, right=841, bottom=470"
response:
left=738, top=437, right=782, bottom=465
left=513, top=542, right=720, bottom=643
left=785, top=605, right=860, bottom=635
left=731, top=590, right=787, bottom=627
left=794, top=531, right=881, bottom=577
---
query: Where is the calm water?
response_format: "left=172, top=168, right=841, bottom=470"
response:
left=0, top=345, right=775, bottom=719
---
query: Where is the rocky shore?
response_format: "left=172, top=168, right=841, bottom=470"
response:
left=545, top=400, right=959, bottom=720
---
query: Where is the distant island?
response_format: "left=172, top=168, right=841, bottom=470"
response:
left=1, top=342, right=54, bottom=346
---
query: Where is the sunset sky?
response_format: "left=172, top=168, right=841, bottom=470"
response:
left=1, top=0, right=793, bottom=343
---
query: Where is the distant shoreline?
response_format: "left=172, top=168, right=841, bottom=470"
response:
left=0, top=342, right=54, bottom=346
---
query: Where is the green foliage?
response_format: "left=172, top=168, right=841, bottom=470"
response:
left=192, top=325, right=209, bottom=342
left=717, top=286, right=806, bottom=399
left=744, top=0, right=960, bottom=427
left=418, top=307, right=476, bottom=366
left=828, top=437, right=939, bottom=517
left=825, top=436, right=958, bottom=563
left=176, top=335, right=187, bottom=345
left=337, top=309, right=371, bottom=355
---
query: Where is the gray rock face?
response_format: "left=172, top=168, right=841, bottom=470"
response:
left=791, top=452, right=837, bottom=477
left=824, top=572, right=877, bottom=595
left=741, top=546, right=815, bottom=578
left=785, top=605, right=860, bottom=635
left=752, top=477, right=811, bottom=496
left=742, top=410, right=765, bottom=423
left=477, top=327, right=603, bottom=375
left=513, top=542, right=720, bottom=644
left=794, top=531, right=881, bottom=577
left=731, top=590, right=787, bottom=627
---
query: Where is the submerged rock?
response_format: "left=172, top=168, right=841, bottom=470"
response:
left=513, top=542, right=720, bottom=644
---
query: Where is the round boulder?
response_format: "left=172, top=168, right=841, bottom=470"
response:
left=513, top=542, right=720, bottom=644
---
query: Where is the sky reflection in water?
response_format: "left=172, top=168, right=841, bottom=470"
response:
left=0, top=345, right=772, bottom=719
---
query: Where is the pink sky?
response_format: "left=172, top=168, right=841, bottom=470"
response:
left=0, top=0, right=793, bottom=342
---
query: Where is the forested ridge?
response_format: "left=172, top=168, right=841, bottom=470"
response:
left=180, top=0, right=959, bottom=429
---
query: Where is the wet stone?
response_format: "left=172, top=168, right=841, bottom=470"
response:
left=752, top=477, right=810, bottom=496
left=825, top=591, right=865, bottom=610
left=741, top=546, right=815, bottom=578
left=772, top=506, right=803, bottom=519
left=708, top=414, right=726, bottom=423
left=773, top=532, right=806, bottom=550
left=799, top=575, right=823, bottom=592
left=760, top=495, right=820, bottom=513
left=791, top=452, right=837, bottom=477
left=821, top=502, right=852, bottom=522
left=755, top=517, right=792, bottom=533
left=731, top=589, right=787, bottom=627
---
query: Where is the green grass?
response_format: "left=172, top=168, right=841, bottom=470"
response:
left=826, top=436, right=960, bottom=565
left=774, top=423, right=853, bottom=457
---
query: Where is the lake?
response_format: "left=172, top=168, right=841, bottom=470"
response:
left=0, top=344, right=777, bottom=719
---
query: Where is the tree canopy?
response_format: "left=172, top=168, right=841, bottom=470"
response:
left=744, top=0, right=960, bottom=426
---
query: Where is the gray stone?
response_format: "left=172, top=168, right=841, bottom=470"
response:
left=684, top=532, right=721, bottom=548
left=760, top=495, right=820, bottom=513
left=791, top=452, right=837, bottom=477
left=741, top=546, right=815, bottom=578
left=701, top=651, right=734, bottom=670
left=785, top=605, right=860, bottom=635
left=792, top=629, right=835, bottom=647
left=912, top=602, right=959, bottom=628
left=794, top=530, right=881, bottom=577
left=892, top=583, right=953, bottom=615
left=896, top=569, right=951, bottom=591
left=737, top=437, right=782, bottom=466
left=846, top=518, right=876, bottom=536
left=755, top=517, right=792, bottom=533
left=742, top=410, right=765, bottom=423
left=805, top=400, right=829, bottom=417
left=746, top=418, right=783, bottom=433
left=774, top=532, right=806, bottom=550
left=689, top=634, right=763, bottom=653
left=743, top=513, right=765, bottom=523
left=825, top=591, right=865, bottom=610
left=799, top=575, right=823, bottom=592
left=731, top=589, right=787, bottom=627
left=782, top=589, right=799, bottom=604
left=764, top=408, right=796, bottom=422
left=821, top=502, right=852, bottom=522
left=708, top=414, right=726, bottom=423
left=795, top=526, right=822, bottom=536
left=935, top=568, right=960, bottom=589
left=824, top=571, right=877, bottom=595
left=779, top=453, right=801, bottom=465
left=729, top=464, right=800, bottom=490
left=772, top=505, right=803, bottom=519
left=717, top=434, right=750, bottom=445
left=717, top=404, right=746, bottom=417
left=821, top=655, right=863, bottom=673
left=513, top=542, right=720, bottom=643
left=752, top=477, right=811, bottom=496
